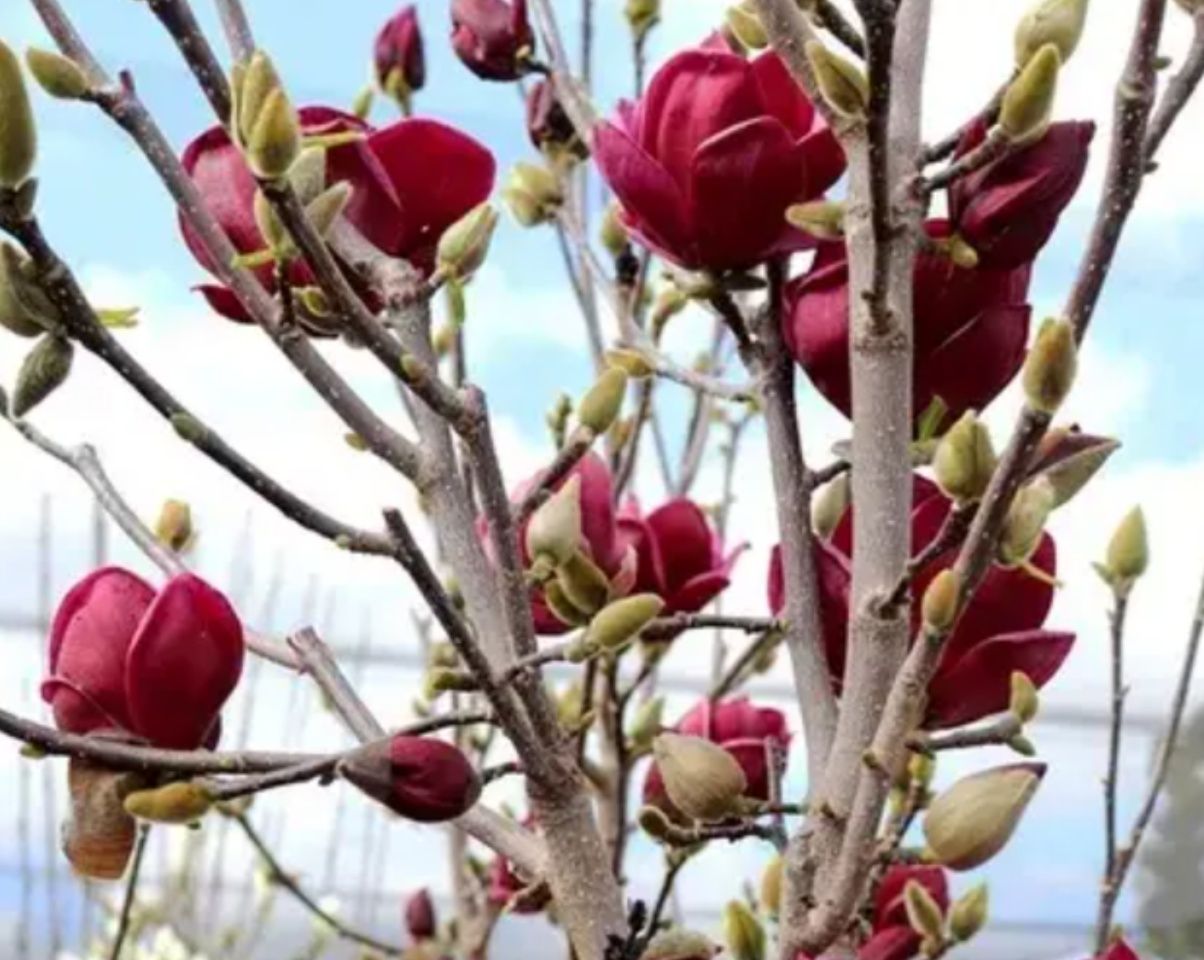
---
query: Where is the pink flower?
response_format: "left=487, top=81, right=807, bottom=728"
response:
left=784, top=223, right=1032, bottom=425
left=643, top=698, right=789, bottom=815
left=451, top=0, right=534, bottom=81
left=1093, top=941, right=1141, bottom=960
left=495, top=452, right=637, bottom=635
left=950, top=121, right=1094, bottom=269
left=374, top=5, right=425, bottom=94
left=862, top=865, right=949, bottom=960
left=180, top=109, right=493, bottom=326
left=341, top=735, right=481, bottom=823
left=404, top=888, right=437, bottom=941
left=768, top=475, right=1074, bottom=729
left=594, top=48, right=844, bottom=271
left=618, top=498, right=744, bottom=617
left=42, top=568, right=244, bottom=750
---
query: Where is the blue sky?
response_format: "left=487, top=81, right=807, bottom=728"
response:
left=2, top=1, right=1204, bottom=957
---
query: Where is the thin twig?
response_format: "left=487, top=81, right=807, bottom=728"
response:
left=1101, top=596, right=1131, bottom=894
left=107, top=825, right=151, bottom=960
left=908, top=713, right=1023, bottom=754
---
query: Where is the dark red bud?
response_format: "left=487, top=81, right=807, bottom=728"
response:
left=375, top=5, right=426, bottom=93
left=451, top=0, right=534, bottom=81
left=343, top=735, right=481, bottom=823
left=405, top=887, right=437, bottom=941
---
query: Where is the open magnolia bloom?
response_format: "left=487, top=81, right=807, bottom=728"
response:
left=180, top=108, right=494, bottom=329
left=769, top=475, right=1075, bottom=729
left=595, top=46, right=844, bottom=271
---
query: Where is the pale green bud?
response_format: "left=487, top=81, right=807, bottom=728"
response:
left=578, top=367, right=628, bottom=434
left=722, top=900, right=765, bottom=960
left=1100, top=506, right=1148, bottom=597
left=804, top=40, right=869, bottom=119
left=624, top=0, right=661, bottom=42
left=154, top=499, right=194, bottom=553
left=246, top=87, right=300, bottom=180
left=629, top=696, right=665, bottom=748
left=903, top=880, right=946, bottom=944
left=124, top=782, right=213, bottom=825
left=652, top=733, right=747, bottom=821
left=437, top=203, right=498, bottom=280
left=1015, top=0, right=1089, bottom=66
left=526, top=475, right=582, bottom=567
left=1009, top=671, right=1040, bottom=723
left=999, top=479, right=1056, bottom=567
left=923, top=763, right=1045, bottom=870
left=25, top=48, right=89, bottom=100
left=555, top=550, right=612, bottom=616
left=236, top=50, right=284, bottom=146
left=600, top=202, right=629, bottom=258
left=949, top=883, right=989, bottom=942
left=785, top=200, right=846, bottom=240
left=1023, top=318, right=1077, bottom=413
left=760, top=855, right=783, bottom=917
left=921, top=569, right=961, bottom=632
left=0, top=242, right=56, bottom=337
left=933, top=411, right=996, bottom=504
left=12, top=333, right=72, bottom=417
left=502, top=162, right=563, bottom=227
left=0, top=39, right=36, bottom=188
left=605, top=347, right=655, bottom=378
left=725, top=5, right=769, bottom=51
left=585, top=593, right=665, bottom=651
left=1000, top=43, right=1061, bottom=145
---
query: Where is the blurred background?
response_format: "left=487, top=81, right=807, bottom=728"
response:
left=2, top=0, right=1204, bottom=958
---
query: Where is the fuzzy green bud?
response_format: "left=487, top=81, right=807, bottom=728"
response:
left=1023, top=318, right=1077, bottom=413
left=1009, top=671, right=1040, bottom=723
left=352, top=85, right=374, bottom=120
left=124, top=781, right=213, bottom=825
left=437, top=203, right=498, bottom=280
left=921, top=569, right=961, bottom=633
left=0, top=39, right=36, bottom=189
left=0, top=242, right=56, bottom=337
left=785, top=199, right=846, bottom=240
left=543, top=579, right=592, bottom=627
left=760, top=855, right=783, bottom=917
left=624, top=0, right=661, bottom=42
left=637, top=804, right=675, bottom=841
left=1033, top=430, right=1120, bottom=507
left=629, top=696, right=665, bottom=748
left=1000, top=43, right=1061, bottom=145
left=586, top=593, right=664, bottom=651
left=933, top=411, right=996, bottom=504
left=949, top=883, right=990, bottom=942
left=903, top=880, right=946, bottom=944
left=25, top=48, right=89, bottom=100
left=652, top=733, right=747, bottom=822
left=304, top=181, right=352, bottom=238
left=555, top=550, right=613, bottom=617
left=236, top=50, right=284, bottom=146
left=725, top=5, right=769, bottom=51
left=999, top=479, right=1056, bottom=567
left=605, top=347, right=655, bottom=378
left=1015, top=0, right=1089, bottom=66
left=246, top=87, right=300, bottom=180
left=1100, top=506, right=1148, bottom=597
left=810, top=474, right=849, bottom=539
left=12, top=334, right=72, bottom=417
left=502, top=162, right=563, bottom=227
left=804, top=40, right=869, bottom=119
left=526, top=475, right=583, bottom=567
left=154, top=499, right=194, bottom=553
left=722, top=900, right=765, bottom=960
left=578, top=367, right=628, bottom=434
left=600, top=202, right=629, bottom=258
left=923, top=763, right=1045, bottom=870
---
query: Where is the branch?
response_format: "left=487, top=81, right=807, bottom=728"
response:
left=907, top=712, right=1023, bottom=754
left=515, top=426, right=598, bottom=527
left=107, top=825, right=151, bottom=960
left=213, top=0, right=256, bottom=62
left=1100, top=593, right=1131, bottom=924
left=526, top=0, right=597, bottom=137
left=1143, top=9, right=1204, bottom=162
left=814, top=0, right=866, bottom=57
left=921, top=125, right=1011, bottom=194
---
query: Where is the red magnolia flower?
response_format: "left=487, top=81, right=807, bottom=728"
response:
left=594, top=48, right=844, bottom=271
left=618, top=498, right=743, bottom=617
left=950, top=120, right=1094, bottom=270
left=341, top=735, right=481, bottom=823
left=864, top=865, right=949, bottom=960
left=42, top=568, right=244, bottom=750
left=644, top=698, right=789, bottom=815
left=404, top=888, right=437, bottom=941
left=768, top=475, right=1074, bottom=729
left=497, top=452, right=637, bottom=635
left=451, top=0, right=534, bottom=81
left=784, top=224, right=1032, bottom=425
left=1093, top=941, right=1141, bottom=960
left=374, top=5, right=426, bottom=95
left=180, top=108, right=494, bottom=325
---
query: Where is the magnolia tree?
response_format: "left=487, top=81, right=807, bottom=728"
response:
left=0, top=0, right=1201, bottom=959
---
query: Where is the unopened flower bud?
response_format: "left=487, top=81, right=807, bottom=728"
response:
left=933, top=232, right=980, bottom=270
left=624, top=0, right=661, bottom=42
left=25, top=48, right=88, bottom=100
left=428, top=642, right=460, bottom=670
left=423, top=667, right=478, bottom=701
left=352, top=86, right=374, bottom=120
left=1032, top=430, right=1119, bottom=507
left=909, top=751, right=936, bottom=787
left=760, top=855, right=783, bottom=917
left=124, top=781, right=213, bottom=824
left=999, top=479, right=1055, bottom=567
left=904, top=880, right=947, bottom=944
left=725, top=5, right=768, bottom=51
left=235, top=50, right=284, bottom=146
left=637, top=803, right=674, bottom=841
left=804, top=41, right=869, bottom=119
left=544, top=579, right=592, bottom=626
left=555, top=550, right=612, bottom=616
left=502, top=162, right=563, bottom=227
left=1000, top=43, right=1061, bottom=145
left=304, top=181, right=352, bottom=238
left=405, top=888, right=437, bottom=941
left=247, top=88, right=300, bottom=180
left=600, top=202, right=629, bottom=258
left=341, top=735, right=481, bottom=823
left=629, top=696, right=665, bottom=748
left=556, top=680, right=586, bottom=728
left=154, top=499, right=194, bottom=552
left=785, top=199, right=846, bottom=240
left=0, top=243, right=55, bottom=337
left=922, top=569, right=961, bottom=633
left=437, top=202, right=498, bottom=280
left=923, top=763, right=1045, bottom=870
left=586, top=593, right=664, bottom=650
left=811, top=473, right=850, bottom=539
left=653, top=733, right=747, bottom=822
left=12, top=334, right=72, bottom=417
left=933, top=411, right=996, bottom=504
left=1100, top=506, right=1148, bottom=597
left=1009, top=734, right=1037, bottom=757
left=605, top=347, right=655, bottom=378
left=1015, top=0, right=1089, bottom=67
left=949, top=883, right=989, bottom=942
left=526, top=475, right=583, bottom=567
left=641, top=929, right=717, bottom=960
left=1009, top=671, right=1039, bottom=723
left=1023, top=318, right=1077, bottom=413
left=578, top=367, right=628, bottom=434
left=0, top=40, right=35, bottom=189
left=722, top=900, right=765, bottom=960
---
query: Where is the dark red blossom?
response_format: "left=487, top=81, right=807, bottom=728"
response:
left=374, top=6, right=425, bottom=94
left=342, top=735, right=480, bottom=823
left=451, top=0, right=534, bottom=81
left=595, top=48, right=844, bottom=271
left=784, top=223, right=1032, bottom=425
left=404, top=888, right=437, bottom=941
left=618, top=497, right=743, bottom=617
left=643, top=698, right=789, bottom=816
left=180, top=109, right=493, bottom=325
left=769, top=476, right=1074, bottom=729
left=42, top=568, right=244, bottom=750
